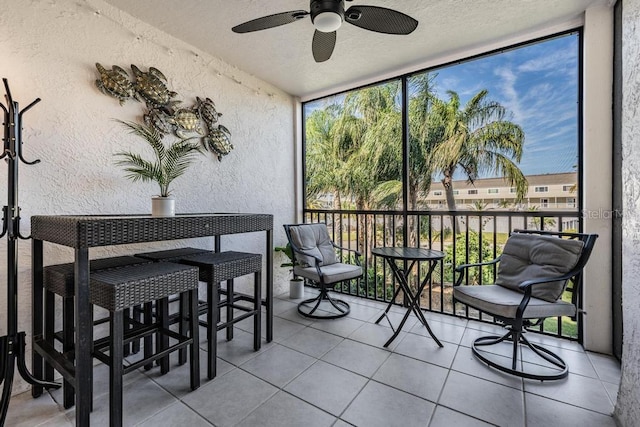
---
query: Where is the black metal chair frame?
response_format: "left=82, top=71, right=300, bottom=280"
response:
left=453, top=229, right=598, bottom=381
left=283, top=224, right=362, bottom=320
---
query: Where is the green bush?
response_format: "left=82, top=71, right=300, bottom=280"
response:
left=444, top=231, right=496, bottom=285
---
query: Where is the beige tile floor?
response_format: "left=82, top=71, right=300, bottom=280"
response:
left=6, top=290, right=621, bottom=426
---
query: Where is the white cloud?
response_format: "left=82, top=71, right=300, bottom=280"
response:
left=517, top=45, right=577, bottom=74
left=494, top=66, right=523, bottom=122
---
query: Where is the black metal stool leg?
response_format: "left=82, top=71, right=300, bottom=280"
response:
left=109, top=311, right=124, bottom=427
left=254, top=271, right=261, bottom=351
left=43, top=290, right=55, bottom=384
left=62, top=296, right=75, bottom=409
left=226, top=280, right=234, bottom=341
left=158, top=298, right=169, bottom=375
left=178, top=294, right=188, bottom=365
left=143, top=302, right=153, bottom=371
left=131, top=305, right=142, bottom=354
left=189, top=289, right=200, bottom=391
left=207, top=280, right=219, bottom=380
left=122, top=308, right=131, bottom=357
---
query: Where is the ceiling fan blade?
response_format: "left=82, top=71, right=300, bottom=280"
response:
left=312, top=30, right=336, bottom=62
left=344, top=5, right=418, bottom=35
left=232, top=10, right=309, bottom=33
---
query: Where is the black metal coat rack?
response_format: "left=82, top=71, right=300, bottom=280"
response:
left=0, top=78, right=59, bottom=425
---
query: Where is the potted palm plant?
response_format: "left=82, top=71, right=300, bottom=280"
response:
left=275, top=243, right=304, bottom=299
left=115, top=120, right=201, bottom=216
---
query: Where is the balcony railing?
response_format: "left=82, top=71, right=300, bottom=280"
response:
left=304, top=208, right=582, bottom=340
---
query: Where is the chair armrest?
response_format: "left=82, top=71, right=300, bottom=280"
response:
left=517, top=271, right=575, bottom=291
left=509, top=271, right=580, bottom=319
left=331, top=243, right=362, bottom=265
left=453, top=257, right=501, bottom=286
left=454, top=257, right=501, bottom=272
left=332, top=243, right=362, bottom=257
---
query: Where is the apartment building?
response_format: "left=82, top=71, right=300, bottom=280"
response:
left=424, top=172, right=578, bottom=211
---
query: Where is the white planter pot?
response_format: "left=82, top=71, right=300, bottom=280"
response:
left=289, top=279, right=304, bottom=299
left=151, top=196, right=175, bottom=217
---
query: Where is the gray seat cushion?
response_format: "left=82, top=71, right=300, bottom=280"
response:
left=294, top=263, right=363, bottom=285
left=453, top=284, right=576, bottom=319
left=495, top=233, right=584, bottom=302
left=288, top=223, right=338, bottom=267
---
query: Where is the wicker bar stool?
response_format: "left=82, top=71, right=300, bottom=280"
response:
left=90, top=262, right=200, bottom=427
left=134, top=247, right=211, bottom=363
left=179, top=251, right=262, bottom=380
left=42, top=256, right=152, bottom=409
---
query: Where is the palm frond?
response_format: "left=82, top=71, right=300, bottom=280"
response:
left=115, top=120, right=203, bottom=197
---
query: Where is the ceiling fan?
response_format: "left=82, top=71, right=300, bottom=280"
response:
left=231, top=0, right=418, bottom=62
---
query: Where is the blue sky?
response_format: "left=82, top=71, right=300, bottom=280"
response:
left=427, top=32, right=579, bottom=177
left=305, top=32, right=580, bottom=178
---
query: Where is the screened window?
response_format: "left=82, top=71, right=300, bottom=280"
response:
left=302, top=31, right=581, bottom=215
left=303, top=80, right=402, bottom=211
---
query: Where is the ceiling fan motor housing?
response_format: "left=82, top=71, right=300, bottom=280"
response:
left=311, top=0, right=345, bottom=28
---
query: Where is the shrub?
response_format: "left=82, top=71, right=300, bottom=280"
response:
left=444, top=231, right=496, bottom=285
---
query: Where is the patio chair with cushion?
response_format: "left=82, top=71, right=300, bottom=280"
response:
left=284, top=223, right=363, bottom=319
left=453, top=229, right=598, bottom=380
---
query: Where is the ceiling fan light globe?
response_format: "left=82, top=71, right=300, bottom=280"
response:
left=313, top=11, right=342, bottom=32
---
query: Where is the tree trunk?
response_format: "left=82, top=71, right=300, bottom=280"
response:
left=356, top=197, right=367, bottom=257
left=333, top=190, right=342, bottom=243
left=442, top=168, right=462, bottom=233
left=408, top=184, right=418, bottom=247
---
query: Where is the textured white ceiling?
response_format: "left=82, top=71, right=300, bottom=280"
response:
left=102, top=0, right=601, bottom=99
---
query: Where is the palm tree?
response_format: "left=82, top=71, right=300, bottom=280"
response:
left=115, top=120, right=201, bottom=197
left=351, top=74, right=441, bottom=246
left=343, top=81, right=402, bottom=209
left=497, top=199, right=513, bottom=210
left=305, top=103, right=357, bottom=239
left=342, top=81, right=402, bottom=250
left=527, top=205, right=557, bottom=230
left=305, top=104, right=348, bottom=209
left=405, top=73, right=442, bottom=245
left=468, top=200, right=492, bottom=229
left=429, top=89, right=528, bottom=231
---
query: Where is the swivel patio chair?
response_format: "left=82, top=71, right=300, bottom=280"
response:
left=453, top=229, right=598, bottom=380
left=284, top=223, right=363, bottom=319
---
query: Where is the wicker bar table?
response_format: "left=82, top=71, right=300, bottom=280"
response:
left=30, top=213, right=273, bottom=427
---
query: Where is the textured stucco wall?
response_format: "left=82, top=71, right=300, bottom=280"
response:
left=0, top=0, right=295, bottom=393
left=615, top=0, right=640, bottom=424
